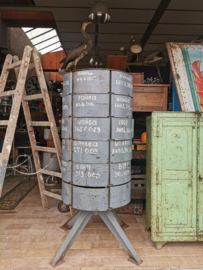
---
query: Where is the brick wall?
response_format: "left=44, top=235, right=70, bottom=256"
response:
left=0, top=11, right=36, bottom=79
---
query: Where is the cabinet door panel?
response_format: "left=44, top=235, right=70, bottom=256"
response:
left=154, top=115, right=197, bottom=234
left=198, top=116, right=203, bottom=237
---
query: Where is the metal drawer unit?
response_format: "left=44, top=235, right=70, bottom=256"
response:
left=61, top=69, right=133, bottom=211
left=51, top=70, right=143, bottom=268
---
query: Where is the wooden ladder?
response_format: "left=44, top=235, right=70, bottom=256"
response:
left=0, top=45, right=62, bottom=209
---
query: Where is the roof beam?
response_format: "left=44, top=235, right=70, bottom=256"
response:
left=1, top=11, right=55, bottom=28
left=140, top=0, right=172, bottom=48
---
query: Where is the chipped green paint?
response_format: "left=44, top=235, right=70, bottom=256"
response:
left=146, top=112, right=203, bottom=248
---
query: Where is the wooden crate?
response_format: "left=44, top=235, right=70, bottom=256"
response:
left=129, top=73, right=143, bottom=84
left=132, top=150, right=146, bottom=160
left=133, top=84, right=169, bottom=112
left=131, top=174, right=146, bottom=200
left=107, top=55, right=128, bottom=71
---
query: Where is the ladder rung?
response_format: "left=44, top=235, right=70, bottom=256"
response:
left=6, top=61, right=34, bottom=71
left=43, top=190, right=62, bottom=200
left=0, top=120, right=9, bottom=126
left=6, top=60, right=22, bottom=70
left=24, top=94, right=43, bottom=101
left=30, top=121, right=50, bottom=127
left=40, top=170, right=62, bottom=178
left=0, top=90, right=16, bottom=98
left=28, top=63, right=35, bottom=70
left=34, top=146, right=56, bottom=153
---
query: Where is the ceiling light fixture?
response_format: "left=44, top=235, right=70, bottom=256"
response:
left=88, top=0, right=111, bottom=24
left=120, top=36, right=142, bottom=55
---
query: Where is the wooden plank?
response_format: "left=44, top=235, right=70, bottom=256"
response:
left=7, top=61, right=35, bottom=71
left=0, top=90, right=16, bottom=98
left=1, top=11, right=55, bottom=28
left=33, top=48, right=62, bottom=170
left=131, top=175, right=146, bottom=179
left=0, top=54, right=13, bottom=103
left=129, top=73, right=144, bottom=84
left=41, top=169, right=62, bottom=178
left=0, top=46, right=32, bottom=197
left=29, top=121, right=50, bottom=127
left=42, top=50, right=66, bottom=71
left=43, top=190, right=62, bottom=200
left=107, top=55, right=128, bottom=71
left=24, top=93, right=43, bottom=101
left=132, top=150, right=146, bottom=160
left=133, top=87, right=164, bottom=93
left=0, top=121, right=9, bottom=126
left=166, top=43, right=194, bottom=111
left=13, top=54, right=49, bottom=210
left=28, top=63, right=35, bottom=70
left=34, top=146, right=57, bottom=153
left=6, top=60, right=22, bottom=70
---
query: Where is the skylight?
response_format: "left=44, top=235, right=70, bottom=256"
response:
left=22, top=27, right=62, bottom=54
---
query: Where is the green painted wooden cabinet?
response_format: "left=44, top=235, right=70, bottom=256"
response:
left=146, top=112, right=203, bottom=249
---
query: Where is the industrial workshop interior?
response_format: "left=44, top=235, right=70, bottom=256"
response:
left=1, top=0, right=203, bottom=269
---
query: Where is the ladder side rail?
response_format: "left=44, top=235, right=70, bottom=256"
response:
left=0, top=54, right=13, bottom=102
left=32, top=49, right=62, bottom=170
left=0, top=46, right=32, bottom=196
left=13, top=55, right=49, bottom=210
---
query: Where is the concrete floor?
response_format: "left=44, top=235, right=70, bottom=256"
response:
left=1, top=176, right=203, bottom=270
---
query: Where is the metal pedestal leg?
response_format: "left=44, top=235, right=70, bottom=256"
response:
left=60, top=209, right=128, bottom=231
left=50, top=210, right=142, bottom=267
left=99, top=210, right=143, bottom=266
left=60, top=210, right=81, bottom=231
left=50, top=211, right=93, bottom=267
left=112, top=210, right=129, bottom=230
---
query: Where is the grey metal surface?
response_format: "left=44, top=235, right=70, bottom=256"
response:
left=72, top=140, right=109, bottom=163
left=110, top=140, right=132, bottom=163
left=111, top=118, right=133, bottom=140
left=72, top=163, right=109, bottom=187
left=61, top=118, right=72, bottom=139
left=62, top=69, right=133, bottom=210
left=72, top=185, right=108, bottom=211
left=62, top=180, right=70, bottom=205
left=73, top=69, right=110, bottom=94
left=110, top=161, right=131, bottom=186
left=50, top=210, right=142, bottom=267
left=62, top=161, right=131, bottom=187
left=109, top=181, right=131, bottom=209
left=61, top=210, right=81, bottom=231
left=111, top=71, right=133, bottom=97
left=73, top=118, right=110, bottom=140
left=62, top=95, right=72, bottom=117
left=50, top=211, right=94, bottom=267
left=99, top=210, right=142, bottom=265
left=62, top=139, right=72, bottom=161
left=61, top=160, right=71, bottom=183
left=72, top=94, right=109, bottom=117
left=60, top=210, right=129, bottom=231
left=63, top=72, right=72, bottom=96
left=111, top=94, right=132, bottom=118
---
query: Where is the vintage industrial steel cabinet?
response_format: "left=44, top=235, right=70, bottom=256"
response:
left=50, top=69, right=143, bottom=267
left=146, top=112, right=203, bottom=249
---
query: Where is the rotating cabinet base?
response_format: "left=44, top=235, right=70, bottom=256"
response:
left=62, top=181, right=131, bottom=211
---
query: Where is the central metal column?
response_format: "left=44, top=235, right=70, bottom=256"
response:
left=50, top=69, right=143, bottom=267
